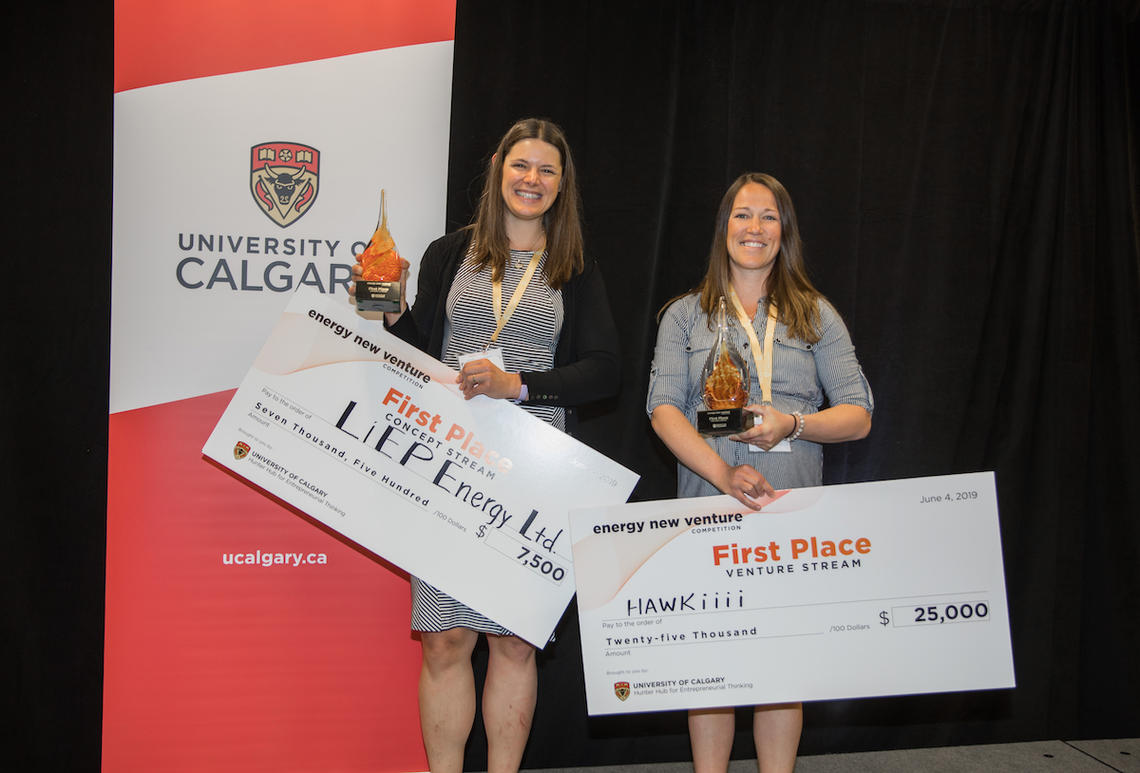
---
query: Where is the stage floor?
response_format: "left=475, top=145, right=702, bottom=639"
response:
left=517, top=738, right=1139, bottom=772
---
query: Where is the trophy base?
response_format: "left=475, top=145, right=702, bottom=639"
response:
left=697, top=408, right=754, bottom=437
left=356, top=280, right=401, bottom=313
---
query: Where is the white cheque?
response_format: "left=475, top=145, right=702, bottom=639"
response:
left=569, top=473, right=1014, bottom=715
left=203, top=287, right=638, bottom=647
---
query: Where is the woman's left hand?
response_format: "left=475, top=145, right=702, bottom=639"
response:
left=729, top=404, right=797, bottom=450
left=457, top=358, right=523, bottom=401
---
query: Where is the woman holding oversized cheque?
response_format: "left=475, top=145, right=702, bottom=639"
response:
left=647, top=173, right=873, bottom=773
left=356, top=118, right=619, bottom=773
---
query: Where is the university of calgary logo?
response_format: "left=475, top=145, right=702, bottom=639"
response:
left=233, top=441, right=251, bottom=460
left=614, top=681, right=630, bottom=701
left=250, top=141, right=320, bottom=227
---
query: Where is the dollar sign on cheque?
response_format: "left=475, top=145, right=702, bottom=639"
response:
left=879, top=610, right=890, bottom=626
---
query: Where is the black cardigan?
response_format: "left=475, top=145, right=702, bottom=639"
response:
left=387, top=229, right=620, bottom=432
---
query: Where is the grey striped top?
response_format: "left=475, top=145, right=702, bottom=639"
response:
left=443, top=249, right=566, bottom=431
left=648, top=293, right=873, bottom=497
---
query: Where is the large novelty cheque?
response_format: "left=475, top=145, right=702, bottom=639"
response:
left=570, top=473, right=1014, bottom=714
left=203, top=288, right=638, bottom=647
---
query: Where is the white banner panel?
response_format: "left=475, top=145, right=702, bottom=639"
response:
left=570, top=473, right=1014, bottom=715
left=112, top=43, right=452, bottom=413
left=203, top=288, right=639, bottom=646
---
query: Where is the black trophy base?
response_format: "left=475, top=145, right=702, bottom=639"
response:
left=356, top=280, right=401, bottom=313
left=697, top=408, right=754, bottom=437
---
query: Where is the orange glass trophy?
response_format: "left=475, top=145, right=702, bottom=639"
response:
left=697, top=296, right=754, bottom=436
left=355, top=190, right=403, bottom=312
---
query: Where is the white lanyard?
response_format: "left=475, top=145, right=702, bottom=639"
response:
left=489, top=246, right=543, bottom=345
left=727, top=285, right=778, bottom=405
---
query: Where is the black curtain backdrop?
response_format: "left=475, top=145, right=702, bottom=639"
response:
left=8, top=3, right=111, bottom=771
left=444, top=0, right=1140, bottom=768
left=8, top=0, right=1139, bottom=770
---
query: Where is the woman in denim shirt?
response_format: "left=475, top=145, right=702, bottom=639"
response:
left=647, top=173, right=873, bottom=773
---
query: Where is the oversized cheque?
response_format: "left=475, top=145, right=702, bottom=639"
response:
left=569, top=473, right=1014, bottom=714
left=203, top=287, right=638, bottom=647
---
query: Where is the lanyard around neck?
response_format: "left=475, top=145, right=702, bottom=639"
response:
left=727, top=285, right=778, bottom=405
left=490, top=245, right=543, bottom=345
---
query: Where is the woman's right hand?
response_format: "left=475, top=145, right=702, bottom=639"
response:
left=651, top=404, right=775, bottom=510
left=716, top=463, right=776, bottom=510
left=351, top=259, right=411, bottom=323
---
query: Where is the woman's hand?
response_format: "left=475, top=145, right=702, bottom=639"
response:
left=650, top=404, right=775, bottom=510
left=729, top=404, right=796, bottom=450
left=351, top=259, right=411, bottom=325
left=715, top=463, right=776, bottom=510
left=457, top=358, right=523, bottom=401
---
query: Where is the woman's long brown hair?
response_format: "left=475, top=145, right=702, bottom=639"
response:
left=466, top=118, right=585, bottom=289
left=664, top=172, right=824, bottom=343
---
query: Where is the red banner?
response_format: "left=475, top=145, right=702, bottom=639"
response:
left=107, top=2, right=455, bottom=769
left=115, top=0, right=455, bottom=91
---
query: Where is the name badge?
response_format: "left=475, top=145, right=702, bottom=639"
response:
left=457, top=346, right=506, bottom=372
left=750, top=439, right=792, bottom=453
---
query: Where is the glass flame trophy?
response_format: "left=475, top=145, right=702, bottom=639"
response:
left=697, top=296, right=754, bottom=436
left=355, top=189, right=403, bottom=313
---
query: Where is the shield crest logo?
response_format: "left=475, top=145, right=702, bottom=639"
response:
left=250, top=142, right=320, bottom=227
left=614, top=681, right=630, bottom=701
left=233, top=441, right=251, bottom=460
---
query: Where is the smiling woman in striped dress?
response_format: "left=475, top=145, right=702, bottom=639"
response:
left=356, top=117, right=619, bottom=773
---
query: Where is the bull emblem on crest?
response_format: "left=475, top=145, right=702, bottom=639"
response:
left=250, top=142, right=320, bottom=227
left=614, top=681, right=630, bottom=701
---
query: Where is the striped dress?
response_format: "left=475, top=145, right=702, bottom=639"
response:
left=410, top=249, right=565, bottom=635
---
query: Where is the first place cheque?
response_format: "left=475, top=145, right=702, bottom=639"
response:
left=203, top=287, right=638, bottom=647
left=569, top=473, right=1014, bottom=715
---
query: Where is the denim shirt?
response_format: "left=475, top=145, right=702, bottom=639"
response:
left=647, top=293, right=873, bottom=497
